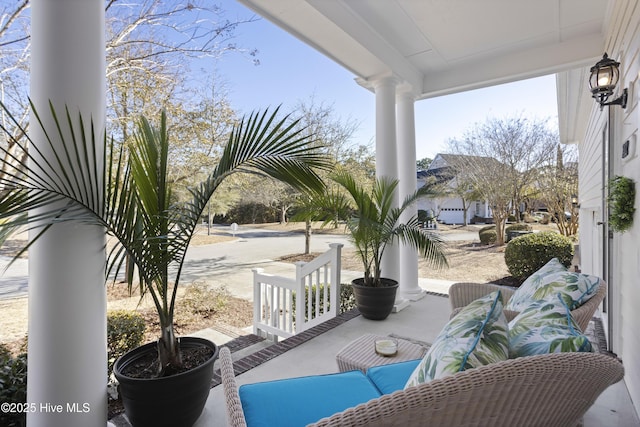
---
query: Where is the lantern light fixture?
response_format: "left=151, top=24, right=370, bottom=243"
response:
left=588, top=53, right=627, bottom=110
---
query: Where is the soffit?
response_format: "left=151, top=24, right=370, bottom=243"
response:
left=238, top=0, right=608, bottom=99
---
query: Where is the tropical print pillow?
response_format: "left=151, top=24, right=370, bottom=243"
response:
left=507, top=270, right=601, bottom=313
left=505, top=257, right=567, bottom=311
left=404, top=291, right=508, bottom=388
left=508, top=295, right=593, bottom=358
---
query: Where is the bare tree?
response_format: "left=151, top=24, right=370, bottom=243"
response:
left=166, top=78, right=238, bottom=204
left=534, top=145, right=579, bottom=236
left=0, top=1, right=31, bottom=195
left=0, top=0, right=256, bottom=209
left=293, top=95, right=360, bottom=161
left=104, top=0, right=258, bottom=139
left=448, top=115, right=558, bottom=244
left=282, top=97, right=361, bottom=252
left=0, top=1, right=30, bottom=109
left=0, top=1, right=257, bottom=119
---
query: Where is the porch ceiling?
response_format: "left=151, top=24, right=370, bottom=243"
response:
left=238, top=0, right=608, bottom=99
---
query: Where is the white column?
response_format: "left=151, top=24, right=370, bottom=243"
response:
left=29, top=1, right=106, bottom=426
left=372, top=76, right=400, bottom=285
left=396, top=89, right=425, bottom=301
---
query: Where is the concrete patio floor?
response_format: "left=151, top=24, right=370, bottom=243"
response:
left=193, top=283, right=639, bottom=427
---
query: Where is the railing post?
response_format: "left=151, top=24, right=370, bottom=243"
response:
left=295, top=261, right=306, bottom=333
left=329, top=243, right=343, bottom=317
left=252, top=268, right=263, bottom=337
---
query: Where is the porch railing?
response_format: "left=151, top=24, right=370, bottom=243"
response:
left=252, top=243, right=343, bottom=341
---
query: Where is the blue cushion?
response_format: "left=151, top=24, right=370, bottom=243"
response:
left=366, top=359, right=421, bottom=394
left=239, top=370, right=381, bottom=427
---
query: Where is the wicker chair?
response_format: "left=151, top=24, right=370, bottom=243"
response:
left=220, top=346, right=624, bottom=427
left=448, top=278, right=607, bottom=332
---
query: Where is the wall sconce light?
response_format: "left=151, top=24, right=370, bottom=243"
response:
left=588, top=53, right=627, bottom=110
left=571, top=194, right=578, bottom=208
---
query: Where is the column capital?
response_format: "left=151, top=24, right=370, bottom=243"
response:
left=357, top=72, right=401, bottom=92
left=396, top=83, right=418, bottom=101
left=372, top=74, right=400, bottom=92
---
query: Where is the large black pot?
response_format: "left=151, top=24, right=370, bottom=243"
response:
left=351, top=278, right=399, bottom=320
left=114, top=337, right=218, bottom=427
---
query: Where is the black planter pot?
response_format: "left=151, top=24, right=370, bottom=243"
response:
left=351, top=278, right=399, bottom=320
left=114, top=337, right=218, bottom=427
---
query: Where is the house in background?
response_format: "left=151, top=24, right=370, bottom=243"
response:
left=416, top=153, right=492, bottom=225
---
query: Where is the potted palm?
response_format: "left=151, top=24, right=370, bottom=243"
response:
left=332, top=171, right=448, bottom=320
left=0, top=102, right=329, bottom=426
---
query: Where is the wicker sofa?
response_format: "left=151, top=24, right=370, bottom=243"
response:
left=220, top=346, right=624, bottom=427
left=449, top=278, right=607, bottom=332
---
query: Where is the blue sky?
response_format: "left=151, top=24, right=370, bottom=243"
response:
left=211, top=2, right=559, bottom=161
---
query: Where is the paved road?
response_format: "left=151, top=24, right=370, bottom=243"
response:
left=0, top=257, right=28, bottom=300
left=0, top=224, right=479, bottom=300
left=0, top=225, right=354, bottom=300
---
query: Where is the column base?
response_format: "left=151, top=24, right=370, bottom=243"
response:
left=392, top=298, right=411, bottom=313
left=402, top=288, right=427, bottom=301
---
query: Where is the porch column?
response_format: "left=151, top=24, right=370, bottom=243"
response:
left=372, top=76, right=400, bottom=286
left=29, top=1, right=107, bottom=426
left=396, top=89, right=424, bottom=301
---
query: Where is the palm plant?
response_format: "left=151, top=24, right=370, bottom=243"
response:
left=0, top=101, right=330, bottom=376
left=332, top=171, right=448, bottom=287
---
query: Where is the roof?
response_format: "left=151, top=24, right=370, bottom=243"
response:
left=417, top=153, right=502, bottom=188
left=429, top=153, right=503, bottom=171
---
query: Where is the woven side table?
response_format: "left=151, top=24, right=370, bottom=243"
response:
left=336, top=333, right=426, bottom=373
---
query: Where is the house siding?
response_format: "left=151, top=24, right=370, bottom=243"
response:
left=579, top=1, right=640, bottom=413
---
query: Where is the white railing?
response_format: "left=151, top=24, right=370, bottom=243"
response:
left=253, top=243, right=343, bottom=341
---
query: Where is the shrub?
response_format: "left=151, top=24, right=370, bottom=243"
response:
left=504, top=223, right=533, bottom=242
left=504, top=231, right=574, bottom=281
left=223, top=201, right=278, bottom=224
left=107, top=310, right=145, bottom=374
left=292, top=283, right=356, bottom=320
left=505, top=223, right=532, bottom=233
left=479, top=225, right=495, bottom=233
left=339, top=283, right=357, bottom=313
left=479, top=226, right=497, bottom=245
left=0, top=343, right=27, bottom=427
left=179, top=283, right=229, bottom=319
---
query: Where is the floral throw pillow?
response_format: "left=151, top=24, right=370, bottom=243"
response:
left=508, top=294, right=593, bottom=358
left=404, top=291, right=508, bottom=388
